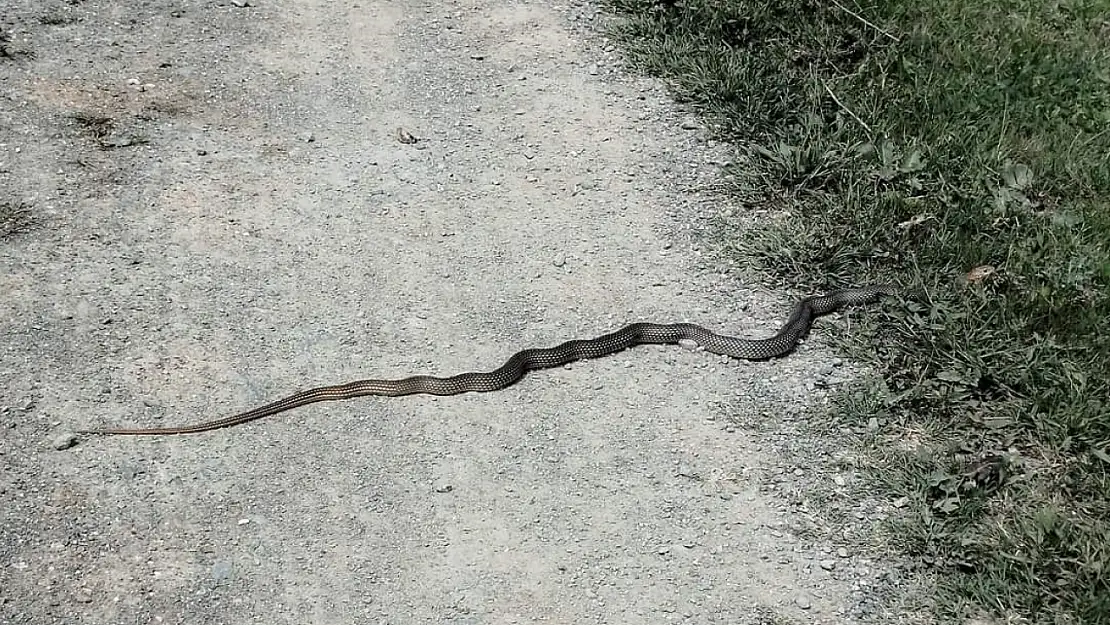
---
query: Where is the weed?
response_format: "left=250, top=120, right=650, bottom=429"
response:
left=0, top=201, right=33, bottom=237
left=603, top=0, right=1110, bottom=622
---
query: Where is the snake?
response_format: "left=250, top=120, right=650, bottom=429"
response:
left=78, top=286, right=895, bottom=436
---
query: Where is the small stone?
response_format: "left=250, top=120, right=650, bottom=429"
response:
left=196, top=148, right=208, bottom=156
left=794, top=595, right=812, bottom=610
left=837, top=547, right=849, bottom=558
left=678, top=339, right=698, bottom=351
left=680, top=118, right=699, bottom=130
left=211, top=560, right=233, bottom=581
left=433, top=481, right=453, bottom=493
left=230, top=0, right=250, bottom=7
left=892, top=496, right=909, bottom=508
left=237, top=518, right=250, bottom=525
left=819, top=559, right=837, bottom=571
left=304, top=132, right=316, bottom=143
left=469, top=53, right=485, bottom=60
left=552, top=253, right=566, bottom=267
left=52, top=432, right=78, bottom=451
left=833, top=475, right=846, bottom=486
left=657, top=546, right=670, bottom=555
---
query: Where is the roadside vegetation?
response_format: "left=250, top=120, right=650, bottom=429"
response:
left=600, top=0, right=1110, bottom=622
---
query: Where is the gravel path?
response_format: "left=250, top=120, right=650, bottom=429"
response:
left=1, top=1, right=920, bottom=623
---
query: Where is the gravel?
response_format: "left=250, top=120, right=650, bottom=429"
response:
left=0, top=0, right=927, bottom=623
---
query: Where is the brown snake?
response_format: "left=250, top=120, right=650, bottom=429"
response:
left=79, top=286, right=895, bottom=436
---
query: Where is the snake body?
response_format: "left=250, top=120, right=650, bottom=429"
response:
left=80, top=286, right=894, bottom=436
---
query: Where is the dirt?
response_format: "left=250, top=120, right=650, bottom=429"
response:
left=1, top=1, right=923, bottom=623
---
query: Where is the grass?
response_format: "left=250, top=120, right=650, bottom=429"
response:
left=70, top=111, right=150, bottom=150
left=0, top=201, right=33, bottom=237
left=600, top=0, right=1110, bottom=622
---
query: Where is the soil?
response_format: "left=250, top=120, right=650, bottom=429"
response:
left=1, top=1, right=925, bottom=623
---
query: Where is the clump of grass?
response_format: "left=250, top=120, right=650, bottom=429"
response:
left=0, top=201, right=33, bottom=237
left=603, top=0, right=1110, bottom=622
left=0, top=27, right=17, bottom=60
left=70, top=112, right=149, bottom=149
left=71, top=112, right=115, bottom=140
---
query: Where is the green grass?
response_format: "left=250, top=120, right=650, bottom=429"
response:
left=601, top=0, right=1110, bottom=622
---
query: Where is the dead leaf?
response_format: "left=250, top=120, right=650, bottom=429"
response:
left=897, top=213, right=930, bottom=230
left=966, top=265, right=995, bottom=283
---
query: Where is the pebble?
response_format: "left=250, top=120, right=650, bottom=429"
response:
left=837, top=547, right=849, bottom=558
left=794, top=595, right=812, bottom=609
left=51, top=432, right=78, bottom=450
left=433, top=481, right=453, bottom=493
left=819, top=559, right=837, bottom=571
left=552, top=253, right=566, bottom=267
left=211, top=560, right=233, bottom=581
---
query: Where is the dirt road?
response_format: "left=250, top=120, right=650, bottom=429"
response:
left=1, top=1, right=911, bottom=623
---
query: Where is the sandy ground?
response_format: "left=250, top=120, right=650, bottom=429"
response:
left=1, top=1, right=920, bottom=623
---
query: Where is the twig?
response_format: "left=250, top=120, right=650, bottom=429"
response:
left=829, top=0, right=900, bottom=42
left=822, top=80, right=872, bottom=134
